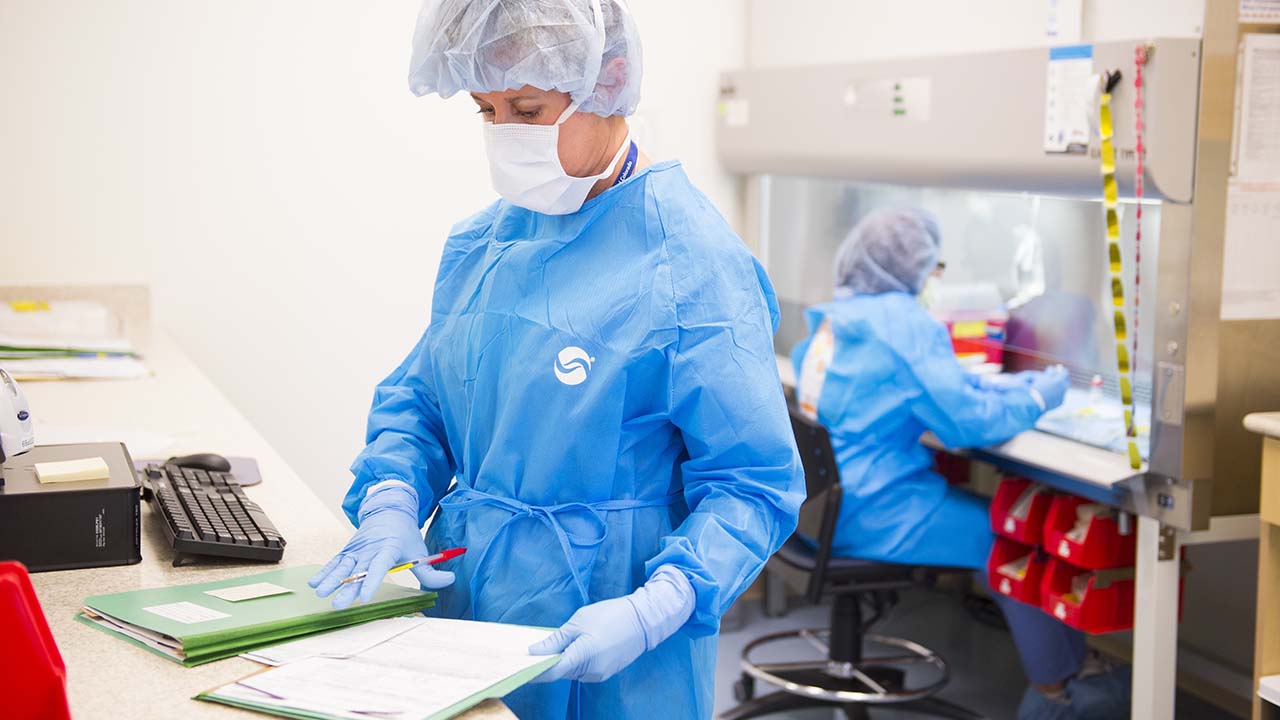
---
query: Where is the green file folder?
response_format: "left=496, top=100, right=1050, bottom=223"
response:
left=77, top=564, right=436, bottom=666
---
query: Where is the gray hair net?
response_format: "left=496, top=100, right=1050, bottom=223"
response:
left=408, top=0, right=643, bottom=117
left=834, top=207, right=942, bottom=296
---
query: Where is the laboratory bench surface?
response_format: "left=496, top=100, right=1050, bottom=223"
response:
left=1249, top=412, right=1280, bottom=720
left=21, top=329, right=511, bottom=720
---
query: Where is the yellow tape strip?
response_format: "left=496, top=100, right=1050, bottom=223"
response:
left=1098, top=87, right=1142, bottom=469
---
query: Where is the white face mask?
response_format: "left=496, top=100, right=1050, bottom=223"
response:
left=918, top=275, right=941, bottom=309
left=483, top=103, right=632, bottom=215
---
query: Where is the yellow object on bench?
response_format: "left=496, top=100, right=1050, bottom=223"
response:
left=34, top=457, right=110, bottom=484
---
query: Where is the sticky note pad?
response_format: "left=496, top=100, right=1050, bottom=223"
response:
left=35, top=457, right=110, bottom=484
left=205, top=582, right=294, bottom=603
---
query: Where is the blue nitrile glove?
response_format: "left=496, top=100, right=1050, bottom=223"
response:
left=308, top=481, right=455, bottom=610
left=1028, top=365, right=1070, bottom=413
left=528, top=564, right=695, bottom=683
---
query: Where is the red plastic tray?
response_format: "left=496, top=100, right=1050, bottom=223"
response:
left=1042, top=494, right=1137, bottom=570
left=0, top=561, right=70, bottom=720
left=1039, top=558, right=1136, bottom=634
left=987, top=537, right=1046, bottom=607
left=989, top=477, right=1054, bottom=545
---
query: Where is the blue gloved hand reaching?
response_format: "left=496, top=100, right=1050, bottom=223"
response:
left=529, top=565, right=695, bottom=683
left=1028, top=365, right=1071, bottom=413
left=309, top=482, right=455, bottom=610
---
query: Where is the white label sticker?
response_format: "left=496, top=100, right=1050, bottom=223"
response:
left=143, top=601, right=231, bottom=624
left=1058, top=539, right=1071, bottom=557
left=205, top=582, right=294, bottom=603
left=999, top=578, right=1013, bottom=595
left=1044, top=44, right=1093, bottom=154
left=1004, top=517, right=1017, bottom=534
left=1055, top=602, right=1068, bottom=620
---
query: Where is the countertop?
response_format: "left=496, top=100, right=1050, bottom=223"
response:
left=20, top=328, right=510, bottom=720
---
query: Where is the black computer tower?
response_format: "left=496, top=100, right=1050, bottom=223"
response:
left=0, top=442, right=142, bottom=572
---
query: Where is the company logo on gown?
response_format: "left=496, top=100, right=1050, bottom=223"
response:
left=554, top=346, right=594, bottom=386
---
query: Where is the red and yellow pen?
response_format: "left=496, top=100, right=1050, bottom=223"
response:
left=339, top=547, right=466, bottom=585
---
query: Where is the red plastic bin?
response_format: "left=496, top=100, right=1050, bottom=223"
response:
left=987, top=537, right=1047, bottom=607
left=1042, top=494, right=1136, bottom=569
left=989, top=477, right=1054, bottom=545
left=1039, top=558, right=1136, bottom=634
left=0, top=561, right=70, bottom=720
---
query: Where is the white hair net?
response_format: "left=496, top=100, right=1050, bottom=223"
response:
left=408, top=0, right=643, bottom=117
left=834, top=207, right=942, bottom=296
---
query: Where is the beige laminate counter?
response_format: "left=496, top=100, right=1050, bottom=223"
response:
left=21, top=329, right=510, bottom=720
left=1247, top=412, right=1280, bottom=720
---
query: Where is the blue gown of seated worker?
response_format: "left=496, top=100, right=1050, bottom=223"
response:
left=791, top=292, right=1043, bottom=569
left=342, top=160, right=804, bottom=720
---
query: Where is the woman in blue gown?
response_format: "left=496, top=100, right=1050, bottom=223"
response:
left=792, top=207, right=1131, bottom=719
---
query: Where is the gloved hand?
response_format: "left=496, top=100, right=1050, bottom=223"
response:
left=529, top=564, right=695, bottom=683
left=308, top=482, right=455, bottom=610
left=1027, top=365, right=1070, bottom=412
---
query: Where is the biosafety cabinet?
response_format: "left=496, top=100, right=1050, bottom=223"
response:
left=717, top=8, right=1280, bottom=717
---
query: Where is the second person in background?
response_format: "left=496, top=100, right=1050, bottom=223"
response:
left=792, top=208, right=1132, bottom=720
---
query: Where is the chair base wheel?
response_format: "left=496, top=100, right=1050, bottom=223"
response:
left=733, top=674, right=755, bottom=702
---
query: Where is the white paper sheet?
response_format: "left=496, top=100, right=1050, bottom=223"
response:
left=81, top=608, right=185, bottom=660
left=142, top=601, right=230, bottom=624
left=1241, top=0, right=1280, bottom=24
left=2, top=356, right=151, bottom=381
left=0, top=331, right=133, bottom=354
left=1221, top=179, right=1280, bottom=320
left=1044, top=44, right=1093, bottom=154
left=241, top=616, right=424, bottom=666
left=214, top=617, right=556, bottom=720
left=205, top=582, right=293, bottom=603
left=1235, top=34, right=1280, bottom=182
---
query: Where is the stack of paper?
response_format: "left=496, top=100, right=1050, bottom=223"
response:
left=200, top=616, right=559, bottom=720
left=78, top=565, right=437, bottom=666
left=0, top=300, right=149, bottom=380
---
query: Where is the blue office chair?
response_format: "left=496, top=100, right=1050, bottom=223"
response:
left=721, top=406, right=986, bottom=720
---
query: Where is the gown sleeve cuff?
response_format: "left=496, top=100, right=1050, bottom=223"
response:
left=644, top=539, right=724, bottom=638
left=356, top=478, right=420, bottom=524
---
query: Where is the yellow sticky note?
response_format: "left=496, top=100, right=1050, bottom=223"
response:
left=35, top=457, right=110, bottom=484
left=9, top=300, right=49, bottom=312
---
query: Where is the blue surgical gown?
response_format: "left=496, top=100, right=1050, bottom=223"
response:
left=791, top=293, right=1043, bottom=569
left=343, top=161, right=804, bottom=719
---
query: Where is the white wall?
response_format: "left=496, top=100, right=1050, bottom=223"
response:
left=746, top=0, right=1205, bottom=68
left=0, top=1, right=747, bottom=516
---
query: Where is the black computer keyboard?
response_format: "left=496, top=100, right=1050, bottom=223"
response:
left=142, top=463, right=286, bottom=565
